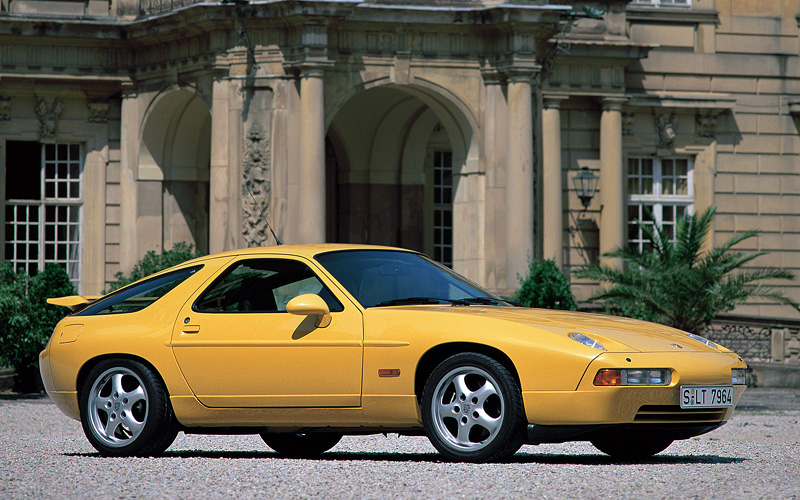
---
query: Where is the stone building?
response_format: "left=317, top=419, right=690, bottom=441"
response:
left=1, top=0, right=798, bottom=319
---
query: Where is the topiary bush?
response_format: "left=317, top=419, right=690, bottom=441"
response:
left=0, top=263, right=75, bottom=392
left=109, top=242, right=205, bottom=291
left=515, top=259, right=578, bottom=310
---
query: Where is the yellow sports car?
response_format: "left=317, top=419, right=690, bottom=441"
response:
left=41, top=244, right=747, bottom=462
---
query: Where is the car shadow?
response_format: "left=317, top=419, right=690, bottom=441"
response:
left=64, top=450, right=747, bottom=465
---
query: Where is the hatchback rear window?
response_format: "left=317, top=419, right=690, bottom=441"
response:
left=77, top=266, right=202, bottom=316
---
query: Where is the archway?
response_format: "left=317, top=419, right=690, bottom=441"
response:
left=139, top=89, right=211, bottom=253
left=326, top=84, right=482, bottom=275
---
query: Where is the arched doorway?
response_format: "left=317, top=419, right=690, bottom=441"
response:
left=326, top=84, right=482, bottom=273
left=138, top=89, right=211, bottom=253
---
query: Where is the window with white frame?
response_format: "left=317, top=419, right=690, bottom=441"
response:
left=433, top=149, right=453, bottom=268
left=4, top=141, right=82, bottom=290
left=627, top=157, right=693, bottom=252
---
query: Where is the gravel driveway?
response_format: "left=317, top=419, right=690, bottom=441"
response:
left=1, top=390, right=798, bottom=500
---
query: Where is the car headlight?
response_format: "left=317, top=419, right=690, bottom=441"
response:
left=731, top=368, right=747, bottom=385
left=570, top=333, right=605, bottom=351
left=686, top=333, right=718, bottom=349
left=594, top=368, right=671, bottom=386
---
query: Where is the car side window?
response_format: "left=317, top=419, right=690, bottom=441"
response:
left=77, top=266, right=202, bottom=316
left=193, top=259, right=344, bottom=313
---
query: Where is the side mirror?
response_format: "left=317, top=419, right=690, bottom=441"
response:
left=286, top=294, right=332, bottom=328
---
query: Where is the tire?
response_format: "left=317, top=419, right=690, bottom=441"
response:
left=260, top=432, right=343, bottom=458
left=421, top=353, right=526, bottom=463
left=591, top=434, right=673, bottom=460
left=79, top=359, right=179, bottom=457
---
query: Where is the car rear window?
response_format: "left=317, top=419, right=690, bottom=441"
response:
left=76, top=266, right=202, bottom=316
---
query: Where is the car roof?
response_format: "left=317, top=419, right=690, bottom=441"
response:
left=179, top=243, right=412, bottom=266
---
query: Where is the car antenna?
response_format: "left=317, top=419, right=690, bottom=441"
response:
left=245, top=184, right=282, bottom=245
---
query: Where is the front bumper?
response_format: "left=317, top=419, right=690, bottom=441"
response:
left=526, top=421, right=726, bottom=445
left=522, top=351, right=747, bottom=426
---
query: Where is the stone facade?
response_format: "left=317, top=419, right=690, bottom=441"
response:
left=0, top=0, right=798, bottom=320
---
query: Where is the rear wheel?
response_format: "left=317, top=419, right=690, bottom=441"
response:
left=591, top=435, right=673, bottom=460
left=421, top=353, right=525, bottom=463
left=260, top=432, right=343, bottom=458
left=80, top=359, right=178, bottom=457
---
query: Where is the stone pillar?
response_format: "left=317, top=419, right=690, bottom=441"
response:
left=542, top=96, right=566, bottom=266
left=506, top=71, right=535, bottom=285
left=599, top=98, right=626, bottom=264
left=297, top=66, right=326, bottom=244
left=209, top=77, right=230, bottom=254
left=118, top=82, right=139, bottom=275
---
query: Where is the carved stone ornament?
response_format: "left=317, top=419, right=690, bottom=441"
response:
left=621, top=112, right=634, bottom=136
left=0, top=96, right=10, bottom=121
left=87, top=98, right=110, bottom=123
left=241, top=122, right=272, bottom=247
left=656, top=112, right=677, bottom=148
left=696, top=112, right=719, bottom=138
left=35, top=98, right=64, bottom=140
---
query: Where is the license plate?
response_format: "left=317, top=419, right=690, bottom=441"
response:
left=680, top=385, right=734, bottom=408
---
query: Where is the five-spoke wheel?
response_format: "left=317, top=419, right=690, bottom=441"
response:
left=422, top=353, right=525, bottom=462
left=80, top=359, right=178, bottom=457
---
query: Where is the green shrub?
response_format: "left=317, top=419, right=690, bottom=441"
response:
left=109, top=242, right=204, bottom=291
left=515, top=259, right=578, bottom=310
left=0, top=263, right=75, bottom=373
left=574, top=207, right=798, bottom=334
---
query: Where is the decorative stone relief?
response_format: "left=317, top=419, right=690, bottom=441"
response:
left=655, top=112, right=677, bottom=148
left=0, top=96, right=10, bottom=120
left=87, top=98, right=110, bottom=123
left=35, top=98, right=64, bottom=141
left=621, top=112, right=634, bottom=136
left=241, top=122, right=272, bottom=247
left=696, top=112, right=719, bottom=138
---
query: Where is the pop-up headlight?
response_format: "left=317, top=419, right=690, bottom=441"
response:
left=570, top=333, right=606, bottom=351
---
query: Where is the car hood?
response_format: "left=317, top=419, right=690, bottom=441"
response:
left=378, top=305, right=720, bottom=353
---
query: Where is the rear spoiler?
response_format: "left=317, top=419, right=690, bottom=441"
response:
left=47, top=295, right=102, bottom=312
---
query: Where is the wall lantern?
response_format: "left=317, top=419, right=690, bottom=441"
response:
left=572, top=166, right=599, bottom=209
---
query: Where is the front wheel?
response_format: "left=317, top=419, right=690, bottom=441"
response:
left=80, top=359, right=178, bottom=457
left=260, top=432, right=343, bottom=458
left=421, top=353, right=526, bottom=463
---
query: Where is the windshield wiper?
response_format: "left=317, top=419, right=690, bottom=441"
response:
left=460, top=297, right=504, bottom=305
left=374, top=297, right=470, bottom=307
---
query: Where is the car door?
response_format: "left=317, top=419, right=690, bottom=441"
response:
left=170, top=256, right=363, bottom=408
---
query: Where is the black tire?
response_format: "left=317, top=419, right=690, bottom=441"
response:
left=591, top=434, right=673, bottom=460
left=79, top=359, right=179, bottom=457
left=260, top=432, right=343, bottom=458
left=421, top=352, right=526, bottom=463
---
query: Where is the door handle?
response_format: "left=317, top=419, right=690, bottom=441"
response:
left=182, top=325, right=200, bottom=334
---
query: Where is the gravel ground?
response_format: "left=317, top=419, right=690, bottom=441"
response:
left=1, top=390, right=798, bottom=500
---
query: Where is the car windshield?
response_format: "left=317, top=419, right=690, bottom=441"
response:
left=314, top=250, right=508, bottom=308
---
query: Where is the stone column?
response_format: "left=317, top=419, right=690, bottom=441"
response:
left=209, top=77, right=230, bottom=254
left=506, top=71, right=535, bottom=285
left=542, top=96, right=566, bottom=267
left=297, top=66, right=326, bottom=244
left=599, top=98, right=626, bottom=264
left=118, top=82, right=139, bottom=274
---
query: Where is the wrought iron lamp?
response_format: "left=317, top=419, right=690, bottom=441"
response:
left=572, top=166, right=599, bottom=209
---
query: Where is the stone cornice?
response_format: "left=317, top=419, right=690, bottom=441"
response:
left=625, top=91, right=736, bottom=110
left=625, top=6, right=719, bottom=25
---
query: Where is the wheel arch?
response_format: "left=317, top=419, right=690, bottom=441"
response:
left=76, top=354, right=169, bottom=403
left=414, top=342, right=521, bottom=403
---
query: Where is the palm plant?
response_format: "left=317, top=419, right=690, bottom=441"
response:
left=574, top=207, right=798, bottom=334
